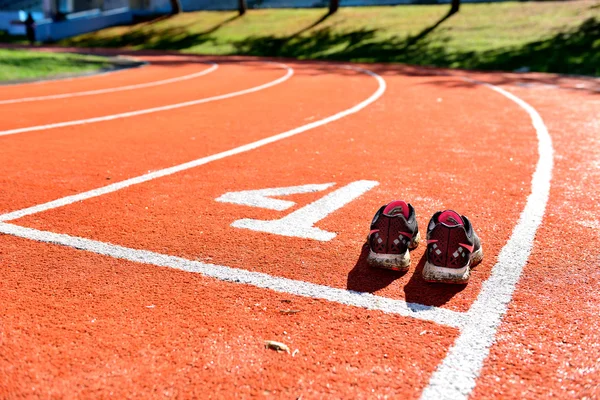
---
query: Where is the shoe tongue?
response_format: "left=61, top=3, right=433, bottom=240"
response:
left=438, top=210, right=464, bottom=227
left=383, top=200, right=409, bottom=219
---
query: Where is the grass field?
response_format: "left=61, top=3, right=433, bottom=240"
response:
left=60, top=0, right=600, bottom=75
left=0, top=48, right=112, bottom=82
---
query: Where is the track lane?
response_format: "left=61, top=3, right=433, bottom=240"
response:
left=470, top=86, right=600, bottom=399
left=9, top=70, right=538, bottom=314
left=0, top=235, right=457, bottom=399
left=0, top=62, right=285, bottom=133
left=0, top=64, right=556, bottom=399
left=0, top=63, right=218, bottom=105
left=0, top=64, right=376, bottom=215
left=0, top=54, right=598, bottom=398
left=0, top=56, right=186, bottom=100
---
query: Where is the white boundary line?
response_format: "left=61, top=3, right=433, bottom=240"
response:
left=0, top=62, right=293, bottom=137
left=0, top=221, right=466, bottom=329
left=420, top=80, right=554, bottom=399
left=0, top=65, right=385, bottom=222
left=0, top=63, right=219, bottom=105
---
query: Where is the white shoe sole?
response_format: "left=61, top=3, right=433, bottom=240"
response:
left=422, top=247, right=484, bottom=284
left=367, top=231, right=421, bottom=272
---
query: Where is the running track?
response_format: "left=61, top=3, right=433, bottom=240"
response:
left=0, top=50, right=599, bottom=399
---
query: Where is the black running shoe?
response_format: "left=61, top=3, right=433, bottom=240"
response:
left=423, top=210, right=483, bottom=284
left=367, top=200, right=420, bottom=271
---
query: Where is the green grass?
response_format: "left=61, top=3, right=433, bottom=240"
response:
left=59, top=0, right=600, bottom=75
left=0, top=48, right=112, bottom=81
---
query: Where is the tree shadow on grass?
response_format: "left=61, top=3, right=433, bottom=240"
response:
left=232, top=16, right=600, bottom=77
left=64, top=13, right=242, bottom=50
left=231, top=10, right=455, bottom=61
left=0, top=55, right=107, bottom=68
left=55, top=13, right=600, bottom=78
left=291, top=10, right=335, bottom=38
left=403, top=8, right=456, bottom=48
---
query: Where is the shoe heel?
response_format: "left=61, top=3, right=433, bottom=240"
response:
left=367, top=249, right=410, bottom=272
left=422, top=262, right=470, bottom=284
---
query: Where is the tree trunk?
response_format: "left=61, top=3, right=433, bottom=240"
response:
left=329, top=0, right=339, bottom=15
left=450, top=0, right=460, bottom=14
left=169, top=0, right=182, bottom=14
left=238, top=0, right=247, bottom=15
left=53, top=0, right=60, bottom=19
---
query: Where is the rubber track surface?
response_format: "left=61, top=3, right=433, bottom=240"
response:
left=0, top=49, right=598, bottom=399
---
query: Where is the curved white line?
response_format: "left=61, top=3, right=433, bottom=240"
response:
left=0, top=63, right=219, bottom=105
left=0, top=62, right=294, bottom=137
left=0, top=65, right=385, bottom=222
left=0, top=67, right=464, bottom=329
left=421, top=80, right=554, bottom=400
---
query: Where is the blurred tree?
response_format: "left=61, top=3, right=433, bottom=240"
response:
left=329, top=0, right=339, bottom=14
left=169, top=0, right=182, bottom=14
left=239, top=0, right=247, bottom=15
left=50, top=0, right=65, bottom=21
left=450, top=0, right=460, bottom=14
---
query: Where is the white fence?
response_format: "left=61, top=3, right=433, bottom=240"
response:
left=34, top=7, right=132, bottom=41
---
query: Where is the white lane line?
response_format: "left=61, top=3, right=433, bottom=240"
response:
left=0, top=62, right=293, bottom=137
left=0, top=221, right=466, bottom=329
left=420, top=81, right=554, bottom=400
left=0, top=63, right=218, bottom=105
left=0, top=65, right=386, bottom=222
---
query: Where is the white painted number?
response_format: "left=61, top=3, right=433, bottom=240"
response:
left=216, top=180, right=379, bottom=241
left=215, top=183, right=335, bottom=211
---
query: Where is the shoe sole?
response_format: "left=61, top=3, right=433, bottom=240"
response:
left=422, top=247, right=484, bottom=284
left=367, top=231, right=421, bottom=272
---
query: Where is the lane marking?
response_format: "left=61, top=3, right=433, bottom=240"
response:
left=216, top=182, right=335, bottom=211
left=0, top=221, right=466, bottom=329
left=0, top=65, right=386, bottom=222
left=232, top=180, right=379, bottom=241
left=0, top=60, right=555, bottom=396
left=0, top=62, right=293, bottom=137
left=0, top=63, right=218, bottom=105
left=420, top=81, right=554, bottom=400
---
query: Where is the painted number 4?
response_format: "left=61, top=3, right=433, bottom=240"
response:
left=216, top=180, right=378, bottom=241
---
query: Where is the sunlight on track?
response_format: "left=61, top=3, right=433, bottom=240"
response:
left=0, top=65, right=385, bottom=222
left=0, top=63, right=218, bottom=105
left=0, top=221, right=466, bottom=328
left=421, top=79, right=554, bottom=400
left=0, top=58, right=555, bottom=399
left=0, top=62, right=293, bottom=137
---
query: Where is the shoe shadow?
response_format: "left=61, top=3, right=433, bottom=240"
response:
left=403, top=253, right=466, bottom=307
left=346, top=243, right=407, bottom=293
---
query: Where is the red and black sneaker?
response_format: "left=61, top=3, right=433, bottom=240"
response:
left=423, top=210, right=484, bottom=284
left=367, top=200, right=421, bottom=271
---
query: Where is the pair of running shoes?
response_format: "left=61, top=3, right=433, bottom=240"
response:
left=367, top=200, right=483, bottom=284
